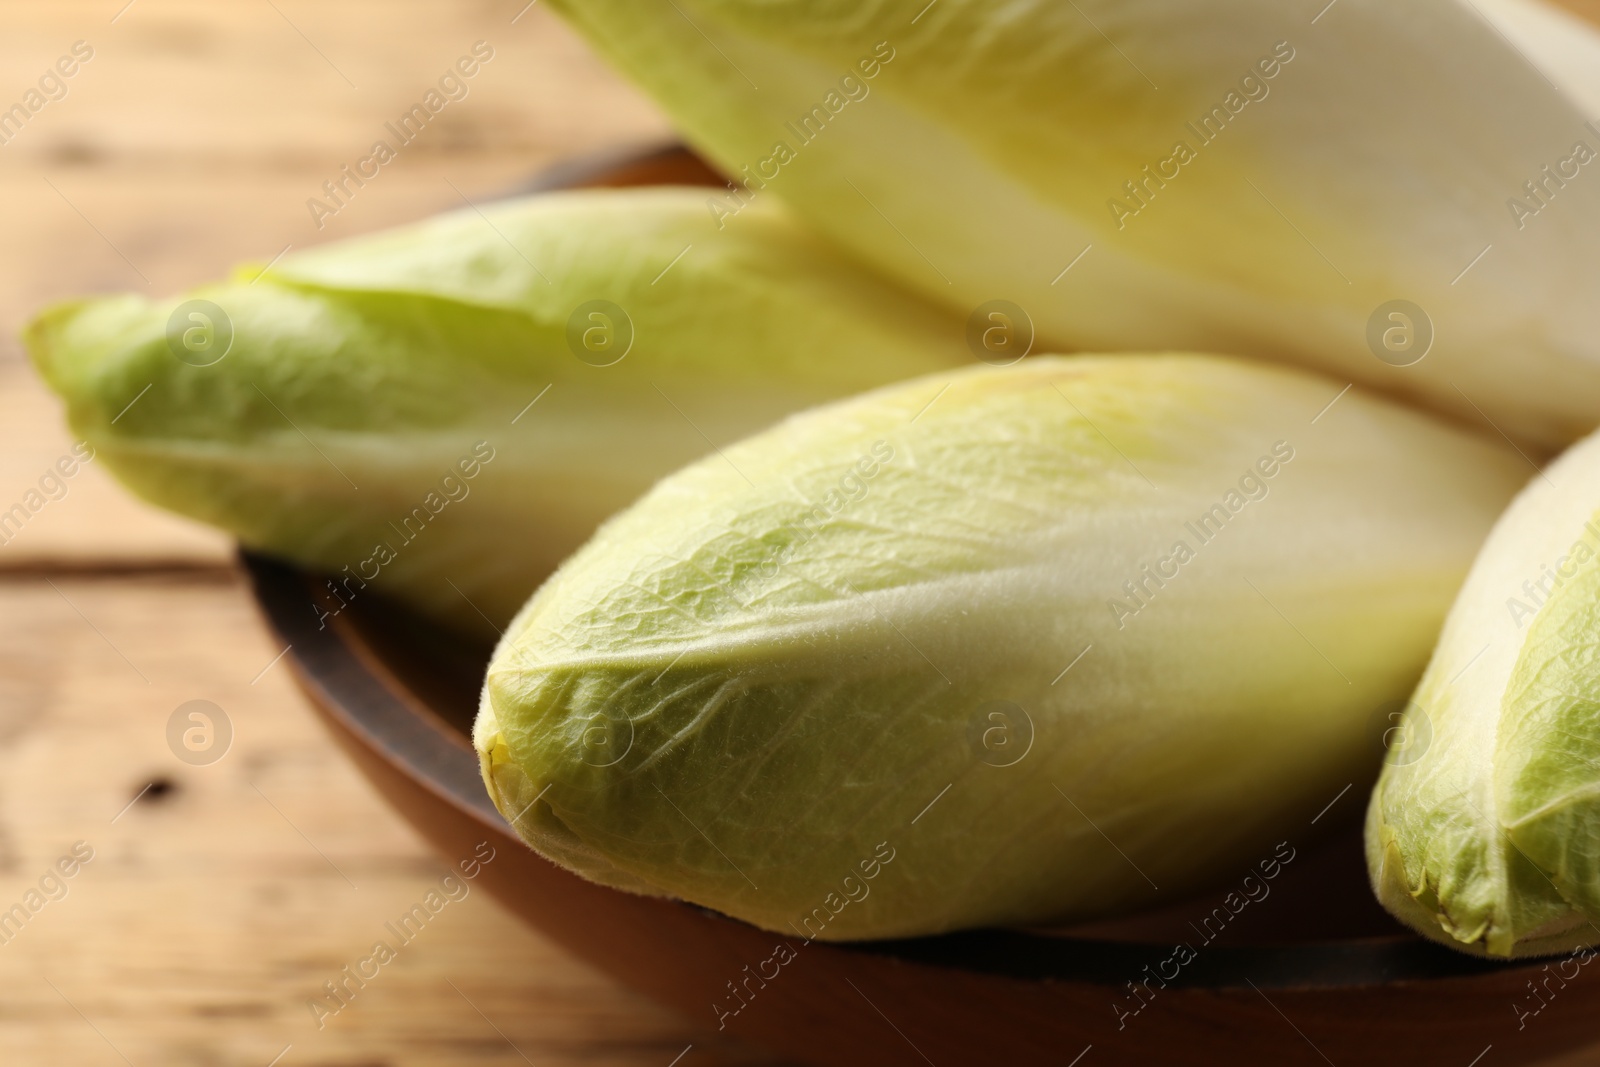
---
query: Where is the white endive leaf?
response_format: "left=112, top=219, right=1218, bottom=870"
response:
left=1478, top=0, right=1600, bottom=115
left=1368, top=428, right=1600, bottom=958
left=548, top=0, right=1600, bottom=448
left=477, top=355, right=1527, bottom=940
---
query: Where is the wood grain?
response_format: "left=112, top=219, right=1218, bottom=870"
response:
left=0, top=3, right=787, bottom=1065
left=3, top=1, right=1600, bottom=1064
left=0, top=571, right=789, bottom=1067
left=0, top=0, right=671, bottom=570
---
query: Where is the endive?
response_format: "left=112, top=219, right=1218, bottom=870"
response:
left=547, top=0, right=1600, bottom=448
left=476, top=355, right=1527, bottom=940
left=1367, top=428, right=1600, bottom=959
left=1480, top=0, right=1600, bottom=116
left=25, top=188, right=966, bottom=633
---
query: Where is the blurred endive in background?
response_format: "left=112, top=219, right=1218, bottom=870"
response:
left=24, top=189, right=967, bottom=633
left=547, top=0, right=1600, bottom=448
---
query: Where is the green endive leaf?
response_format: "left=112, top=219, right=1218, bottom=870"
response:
left=25, top=187, right=966, bottom=633
left=1367, top=428, right=1600, bottom=958
left=477, top=355, right=1527, bottom=940
left=547, top=0, right=1600, bottom=448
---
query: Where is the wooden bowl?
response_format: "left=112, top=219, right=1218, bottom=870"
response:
left=242, top=146, right=1600, bottom=1067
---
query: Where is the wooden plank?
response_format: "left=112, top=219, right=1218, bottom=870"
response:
left=3, top=2, right=1600, bottom=1064
left=0, top=570, right=786, bottom=1066
left=0, top=0, right=672, bottom=568
left=0, top=0, right=670, bottom=319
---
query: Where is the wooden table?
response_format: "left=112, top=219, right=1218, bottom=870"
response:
left=0, top=3, right=790, bottom=1064
left=2, top=3, right=1598, bottom=1066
